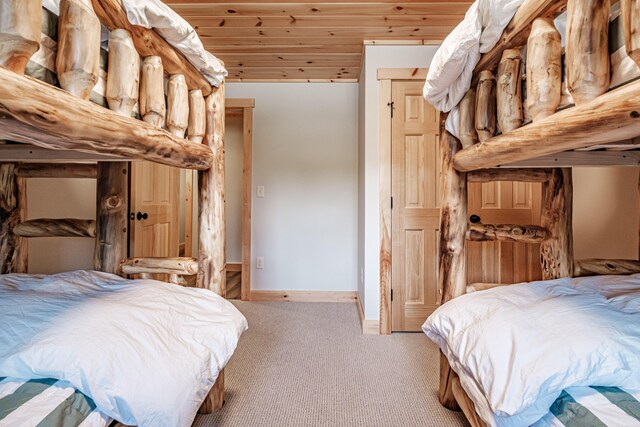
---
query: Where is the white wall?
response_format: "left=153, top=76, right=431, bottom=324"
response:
left=226, top=83, right=359, bottom=292
left=27, top=178, right=95, bottom=273
left=359, top=45, right=440, bottom=320
left=225, top=115, right=244, bottom=263
left=573, top=168, right=639, bottom=259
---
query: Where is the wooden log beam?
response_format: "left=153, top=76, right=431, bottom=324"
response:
left=466, top=282, right=510, bottom=293
left=90, top=0, right=213, bottom=96
left=197, top=83, right=226, bottom=296
left=573, top=258, right=640, bottom=277
left=0, top=164, right=26, bottom=273
left=467, top=168, right=552, bottom=183
left=540, top=168, right=573, bottom=280
left=120, top=257, right=199, bottom=276
left=438, top=124, right=467, bottom=410
left=499, top=151, right=640, bottom=168
left=14, top=163, right=97, bottom=179
left=14, top=218, right=96, bottom=238
left=473, top=0, right=568, bottom=78
left=467, top=223, right=551, bottom=243
left=453, top=79, right=640, bottom=172
left=0, top=67, right=213, bottom=170
left=94, top=162, right=127, bottom=275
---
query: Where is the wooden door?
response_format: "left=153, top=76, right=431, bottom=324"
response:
left=391, top=80, right=441, bottom=332
left=467, top=181, right=542, bottom=284
left=130, top=162, right=180, bottom=259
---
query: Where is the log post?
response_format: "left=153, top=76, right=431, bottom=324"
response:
left=56, top=0, right=101, bottom=100
left=526, top=18, right=562, bottom=122
left=106, top=29, right=140, bottom=117
left=496, top=49, right=523, bottom=133
left=140, top=56, right=166, bottom=128
left=621, top=0, right=640, bottom=67
left=94, top=162, right=128, bottom=275
left=438, top=118, right=467, bottom=410
left=0, top=0, right=41, bottom=74
left=167, top=74, right=189, bottom=138
left=540, top=168, right=573, bottom=279
left=475, top=70, right=496, bottom=142
left=566, top=0, right=610, bottom=105
left=0, top=164, right=26, bottom=273
left=188, top=89, right=206, bottom=143
left=458, top=88, right=478, bottom=148
left=198, top=83, right=226, bottom=412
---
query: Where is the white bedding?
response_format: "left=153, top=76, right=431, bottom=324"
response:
left=422, top=274, right=640, bottom=427
left=0, top=270, right=248, bottom=427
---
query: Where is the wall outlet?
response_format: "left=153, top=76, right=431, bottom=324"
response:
left=256, top=257, right=264, bottom=269
left=257, top=185, right=265, bottom=198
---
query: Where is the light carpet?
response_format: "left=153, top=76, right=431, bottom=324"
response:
left=194, top=301, right=468, bottom=427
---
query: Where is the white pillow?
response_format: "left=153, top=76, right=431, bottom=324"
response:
left=423, top=274, right=640, bottom=426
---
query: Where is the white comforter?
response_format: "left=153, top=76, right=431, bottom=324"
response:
left=0, top=270, right=248, bottom=427
left=423, top=274, right=640, bottom=427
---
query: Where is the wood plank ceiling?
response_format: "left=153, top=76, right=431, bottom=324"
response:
left=166, top=1, right=471, bottom=82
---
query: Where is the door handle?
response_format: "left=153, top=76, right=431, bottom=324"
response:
left=136, top=212, right=148, bottom=221
left=469, top=214, right=481, bottom=224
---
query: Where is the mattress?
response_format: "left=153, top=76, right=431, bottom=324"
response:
left=0, top=377, right=111, bottom=427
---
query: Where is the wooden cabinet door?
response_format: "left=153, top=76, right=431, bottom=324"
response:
left=130, top=162, right=180, bottom=258
left=467, top=181, right=543, bottom=284
left=391, top=80, right=441, bottom=332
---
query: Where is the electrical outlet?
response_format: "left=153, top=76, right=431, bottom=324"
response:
left=257, top=185, right=265, bottom=198
left=256, top=257, right=264, bottom=269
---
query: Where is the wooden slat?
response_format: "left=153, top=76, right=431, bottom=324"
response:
left=500, top=151, right=640, bottom=168
left=121, top=257, right=200, bottom=275
left=574, top=258, right=640, bottom=277
left=467, top=168, right=552, bottom=183
left=453, top=80, right=640, bottom=172
left=0, top=68, right=213, bottom=170
left=227, top=66, right=359, bottom=80
left=196, top=26, right=453, bottom=38
left=14, top=218, right=96, bottom=238
left=219, top=55, right=361, bottom=68
left=91, top=0, right=212, bottom=95
left=0, top=145, right=124, bottom=162
left=14, top=163, right=97, bottom=179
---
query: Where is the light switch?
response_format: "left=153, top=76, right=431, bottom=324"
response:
left=257, top=185, right=265, bottom=198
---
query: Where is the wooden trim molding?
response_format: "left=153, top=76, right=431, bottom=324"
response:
left=357, top=296, right=380, bottom=335
left=379, top=78, right=392, bottom=335
left=250, top=290, right=358, bottom=303
left=377, top=68, right=429, bottom=80
left=241, top=106, right=253, bottom=301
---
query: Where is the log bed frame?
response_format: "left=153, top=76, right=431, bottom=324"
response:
left=437, top=0, right=640, bottom=425
left=0, top=0, right=228, bottom=420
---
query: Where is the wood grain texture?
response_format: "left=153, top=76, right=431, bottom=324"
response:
left=451, top=377, right=488, bottom=427
left=197, top=84, right=226, bottom=295
left=249, top=290, right=358, bottom=302
left=188, top=89, right=206, bottom=143
left=56, top=0, right=101, bottom=100
left=0, top=164, right=26, bottom=273
left=453, top=79, right=640, bottom=172
left=14, top=218, right=96, bottom=237
left=167, top=74, right=189, bottom=138
left=0, top=0, right=41, bottom=74
left=106, top=29, right=140, bottom=117
left=94, top=162, right=127, bottom=274
left=466, top=223, right=550, bottom=243
left=121, top=257, right=199, bottom=275
left=574, top=258, right=640, bottom=277
left=241, top=107, right=253, bottom=301
left=526, top=17, right=562, bottom=122
left=475, top=70, right=496, bottom=142
left=496, top=49, right=522, bottom=133
left=467, top=168, right=552, bottom=183
left=199, top=370, right=224, bottom=413
left=458, top=88, right=477, bottom=148
left=566, top=0, right=610, bottom=105
left=14, top=163, right=97, bottom=179
left=140, top=56, right=166, bottom=128
left=91, top=0, right=212, bottom=95
left=0, top=67, right=213, bottom=170
left=622, top=0, right=640, bottom=67
left=540, top=168, right=573, bottom=280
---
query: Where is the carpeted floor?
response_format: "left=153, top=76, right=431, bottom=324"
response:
left=194, top=302, right=468, bottom=427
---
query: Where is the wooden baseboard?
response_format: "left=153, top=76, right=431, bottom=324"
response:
left=226, top=262, right=242, bottom=272
left=357, top=295, right=380, bottom=335
left=249, top=290, right=357, bottom=303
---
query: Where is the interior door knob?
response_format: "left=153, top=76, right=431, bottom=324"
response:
left=469, top=214, right=481, bottom=224
left=136, top=212, right=148, bottom=221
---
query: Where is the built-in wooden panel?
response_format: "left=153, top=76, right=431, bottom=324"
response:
left=166, top=1, right=470, bottom=81
left=391, top=80, right=440, bottom=332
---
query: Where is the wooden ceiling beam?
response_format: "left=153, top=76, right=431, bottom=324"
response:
left=226, top=67, right=360, bottom=80
left=195, top=26, right=453, bottom=38
left=184, top=15, right=465, bottom=28
left=220, top=57, right=361, bottom=68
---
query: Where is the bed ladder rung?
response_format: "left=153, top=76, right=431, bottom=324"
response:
left=466, top=223, right=550, bottom=243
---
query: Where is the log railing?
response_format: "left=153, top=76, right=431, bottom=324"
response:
left=13, top=219, right=96, bottom=238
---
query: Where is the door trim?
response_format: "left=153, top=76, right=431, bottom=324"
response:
left=378, top=69, right=429, bottom=335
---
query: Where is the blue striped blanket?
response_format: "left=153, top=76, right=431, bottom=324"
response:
left=0, top=377, right=110, bottom=427
left=533, top=386, right=640, bottom=427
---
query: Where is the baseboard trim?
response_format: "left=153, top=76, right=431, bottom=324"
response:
left=357, top=296, right=380, bottom=335
left=250, top=290, right=357, bottom=303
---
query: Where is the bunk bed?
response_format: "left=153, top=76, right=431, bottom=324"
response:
left=421, top=0, right=640, bottom=426
left=0, top=1, right=245, bottom=426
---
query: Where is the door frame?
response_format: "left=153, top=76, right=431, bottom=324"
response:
left=378, top=68, right=429, bottom=335
left=184, top=98, right=255, bottom=300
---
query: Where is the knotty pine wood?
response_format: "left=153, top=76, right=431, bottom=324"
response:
left=496, top=49, right=523, bottom=133
left=106, top=29, right=140, bottom=117
left=0, top=0, right=41, bottom=74
left=121, top=257, right=199, bottom=275
left=167, top=74, right=190, bottom=138
left=188, top=89, right=206, bottom=143
left=14, top=218, right=96, bottom=238
left=540, top=168, right=573, bottom=280
left=467, top=168, right=552, bottom=183
left=622, top=0, right=640, bottom=67
left=458, top=88, right=477, bottom=148
left=0, top=164, right=26, bottom=273
left=574, top=258, right=640, bottom=277
left=475, top=70, right=496, bottom=142
left=140, top=56, right=166, bottom=128
left=467, top=223, right=550, bottom=243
